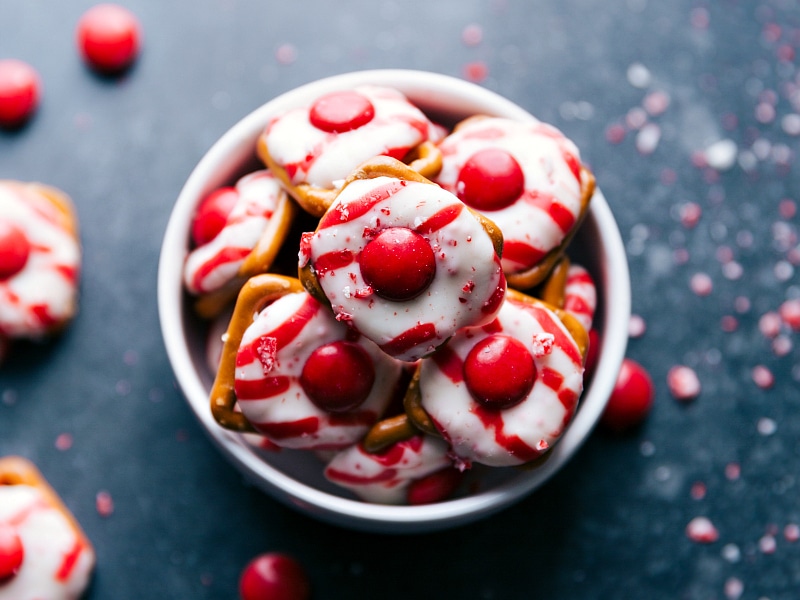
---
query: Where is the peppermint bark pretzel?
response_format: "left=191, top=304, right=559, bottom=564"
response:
left=434, top=115, right=596, bottom=289
left=257, top=85, right=442, bottom=217
left=210, top=274, right=404, bottom=450
left=0, top=180, right=81, bottom=342
left=0, top=456, right=95, bottom=600
left=363, top=290, right=588, bottom=464
left=183, top=170, right=297, bottom=319
left=298, top=156, right=506, bottom=362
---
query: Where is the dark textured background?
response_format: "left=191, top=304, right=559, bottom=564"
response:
left=2, top=1, right=800, bottom=598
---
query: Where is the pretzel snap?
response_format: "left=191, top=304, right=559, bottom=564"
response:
left=0, top=456, right=95, bottom=600
left=257, top=85, right=442, bottom=217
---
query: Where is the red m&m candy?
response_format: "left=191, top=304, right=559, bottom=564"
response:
left=0, top=59, right=41, bottom=129
left=0, top=524, right=24, bottom=581
left=309, top=90, right=375, bottom=133
left=77, top=4, right=142, bottom=74
left=600, top=358, right=655, bottom=433
left=464, top=334, right=536, bottom=410
left=0, top=218, right=32, bottom=280
left=239, top=553, right=310, bottom=600
left=456, top=148, right=525, bottom=211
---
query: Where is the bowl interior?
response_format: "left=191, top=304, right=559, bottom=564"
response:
left=158, top=69, right=630, bottom=533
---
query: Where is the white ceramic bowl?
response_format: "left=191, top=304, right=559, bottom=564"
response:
left=158, top=69, right=630, bottom=533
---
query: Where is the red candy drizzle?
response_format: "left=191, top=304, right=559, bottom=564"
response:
left=464, top=334, right=536, bottom=410
left=359, top=227, right=436, bottom=301
left=0, top=523, right=24, bottom=581
left=309, top=90, right=375, bottom=133
left=0, top=218, right=31, bottom=280
left=456, top=148, right=525, bottom=211
left=300, top=341, right=375, bottom=412
left=191, top=186, right=238, bottom=246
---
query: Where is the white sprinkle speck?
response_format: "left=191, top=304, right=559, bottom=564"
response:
left=704, top=139, right=738, bottom=171
left=628, top=314, right=647, bottom=338
left=640, top=440, right=656, bottom=456
left=721, top=543, right=741, bottom=563
left=782, top=113, right=800, bottom=135
left=627, top=62, right=652, bottom=88
left=724, top=577, right=744, bottom=600
left=690, top=272, right=713, bottom=296
left=757, top=416, right=777, bottom=435
left=636, top=123, right=661, bottom=154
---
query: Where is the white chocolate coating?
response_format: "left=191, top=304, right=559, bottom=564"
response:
left=263, top=86, right=435, bottom=190
left=324, top=435, right=452, bottom=504
left=305, top=176, right=506, bottom=362
left=564, top=264, right=597, bottom=332
left=0, top=182, right=80, bottom=339
left=419, top=297, right=584, bottom=467
left=0, top=485, right=94, bottom=600
left=234, top=291, right=403, bottom=450
left=183, top=170, right=287, bottom=294
left=435, top=117, right=584, bottom=275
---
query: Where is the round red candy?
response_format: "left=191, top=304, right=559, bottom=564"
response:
left=239, top=553, right=310, bottom=600
left=0, top=59, right=41, bottom=129
left=0, top=219, right=31, bottom=280
left=359, top=227, right=436, bottom=301
left=300, top=341, right=375, bottom=413
left=309, top=90, right=374, bottom=133
left=76, top=4, right=141, bottom=74
left=456, top=148, right=525, bottom=211
left=464, top=334, right=536, bottom=410
left=191, top=186, right=238, bottom=246
left=407, top=467, right=463, bottom=505
left=600, top=358, right=655, bottom=433
left=0, top=524, right=24, bottom=581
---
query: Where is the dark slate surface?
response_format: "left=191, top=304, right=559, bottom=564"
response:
left=2, top=1, right=800, bottom=598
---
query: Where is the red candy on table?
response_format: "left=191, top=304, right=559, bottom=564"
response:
left=0, top=218, right=32, bottom=280
left=0, top=59, right=41, bottom=129
left=76, top=4, right=141, bottom=74
left=456, top=148, right=525, bottom=211
left=0, top=524, right=24, bottom=581
left=309, top=90, right=375, bottom=133
left=464, top=334, right=536, bottom=410
left=191, top=186, right=239, bottom=246
left=600, top=358, right=655, bottom=433
left=239, top=553, right=311, bottom=600
left=359, top=227, right=437, bottom=301
left=300, top=340, right=376, bottom=412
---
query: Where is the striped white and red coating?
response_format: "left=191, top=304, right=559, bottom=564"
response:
left=183, top=170, right=286, bottom=295
left=262, top=85, right=436, bottom=190
left=435, top=117, right=585, bottom=276
left=563, top=263, right=597, bottom=332
left=0, top=485, right=95, bottom=600
left=419, top=296, right=584, bottom=467
left=324, top=435, right=452, bottom=505
left=0, top=182, right=80, bottom=339
left=234, top=291, right=404, bottom=450
left=304, top=175, right=506, bottom=362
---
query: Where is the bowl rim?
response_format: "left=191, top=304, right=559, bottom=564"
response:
left=158, top=68, right=630, bottom=533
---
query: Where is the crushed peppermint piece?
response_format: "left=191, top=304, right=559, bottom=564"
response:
left=721, top=543, right=741, bottom=563
left=628, top=314, right=647, bottom=338
left=784, top=523, right=800, bottom=542
left=723, top=577, right=744, bottom=600
left=55, top=433, right=73, bottom=451
left=531, top=333, right=555, bottom=357
left=758, top=311, right=782, bottom=338
left=667, top=365, right=701, bottom=401
left=759, top=534, right=777, bottom=554
left=461, top=24, right=483, bottom=46
left=690, top=481, right=706, bottom=500
left=256, top=337, right=278, bottom=374
left=779, top=298, right=800, bottom=330
left=725, top=462, right=741, bottom=480
left=96, top=490, right=114, bottom=517
left=690, top=272, right=713, bottom=296
left=752, top=365, right=775, bottom=389
left=686, top=516, right=719, bottom=543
